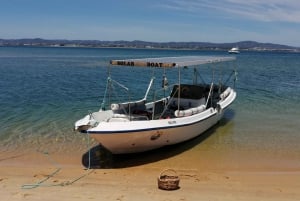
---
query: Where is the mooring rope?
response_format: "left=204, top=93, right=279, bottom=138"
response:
left=21, top=135, right=93, bottom=189
left=21, top=169, right=93, bottom=189
left=100, top=77, right=110, bottom=110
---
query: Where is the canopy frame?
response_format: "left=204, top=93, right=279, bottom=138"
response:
left=110, top=56, right=236, bottom=68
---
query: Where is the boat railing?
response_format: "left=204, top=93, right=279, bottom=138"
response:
left=151, top=84, right=177, bottom=119
left=107, top=77, right=155, bottom=116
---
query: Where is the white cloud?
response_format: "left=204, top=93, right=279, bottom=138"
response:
left=163, top=0, right=300, bottom=23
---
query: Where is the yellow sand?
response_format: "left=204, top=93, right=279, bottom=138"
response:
left=1, top=141, right=299, bottom=201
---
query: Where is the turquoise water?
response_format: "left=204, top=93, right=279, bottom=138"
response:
left=1, top=47, right=300, bottom=160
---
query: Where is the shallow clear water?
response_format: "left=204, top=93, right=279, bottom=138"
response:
left=0, top=47, right=300, bottom=164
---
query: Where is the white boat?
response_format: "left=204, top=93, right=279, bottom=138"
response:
left=75, top=56, right=237, bottom=154
left=228, top=47, right=240, bottom=54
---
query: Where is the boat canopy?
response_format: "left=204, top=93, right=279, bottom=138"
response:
left=110, top=56, right=235, bottom=68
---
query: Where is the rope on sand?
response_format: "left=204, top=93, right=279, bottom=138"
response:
left=21, top=135, right=93, bottom=189
left=22, top=168, right=93, bottom=189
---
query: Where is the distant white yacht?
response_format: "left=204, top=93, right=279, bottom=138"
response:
left=228, top=47, right=240, bottom=54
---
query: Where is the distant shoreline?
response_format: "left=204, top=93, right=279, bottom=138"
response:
left=1, top=44, right=299, bottom=53
left=1, top=38, right=299, bottom=53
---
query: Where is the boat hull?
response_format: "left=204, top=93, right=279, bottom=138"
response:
left=85, top=108, right=223, bottom=154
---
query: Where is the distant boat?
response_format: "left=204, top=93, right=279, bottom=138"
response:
left=228, top=47, right=240, bottom=54
left=74, top=56, right=237, bottom=154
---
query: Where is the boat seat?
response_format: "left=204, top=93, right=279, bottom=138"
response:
left=108, top=113, right=149, bottom=122
left=174, top=104, right=206, bottom=117
left=170, top=97, right=206, bottom=110
left=111, top=100, right=146, bottom=114
left=108, top=117, right=130, bottom=122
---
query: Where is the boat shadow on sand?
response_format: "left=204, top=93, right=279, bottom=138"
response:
left=81, top=109, right=235, bottom=169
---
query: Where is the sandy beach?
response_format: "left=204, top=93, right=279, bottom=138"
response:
left=1, top=48, right=300, bottom=200
left=1, top=139, right=299, bottom=201
left=1, top=45, right=300, bottom=201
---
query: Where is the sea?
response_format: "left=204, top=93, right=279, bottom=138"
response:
left=1, top=46, right=300, bottom=170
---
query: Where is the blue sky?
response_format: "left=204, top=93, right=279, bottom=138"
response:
left=1, top=0, right=300, bottom=46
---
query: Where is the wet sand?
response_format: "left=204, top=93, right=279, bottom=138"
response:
left=1, top=135, right=300, bottom=201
